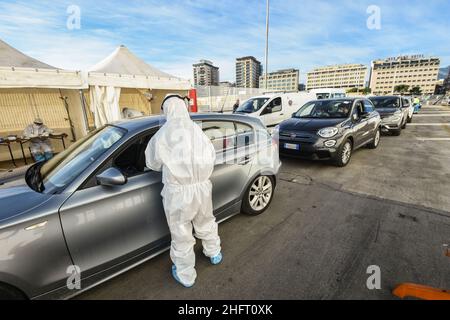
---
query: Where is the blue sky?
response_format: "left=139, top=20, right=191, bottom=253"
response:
left=0, top=0, right=449, bottom=82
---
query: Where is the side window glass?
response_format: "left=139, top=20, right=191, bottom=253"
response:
left=271, top=97, right=282, bottom=112
left=352, top=102, right=362, bottom=121
left=81, top=133, right=154, bottom=190
left=235, top=122, right=255, bottom=148
left=201, top=121, right=236, bottom=151
left=363, top=100, right=374, bottom=113
left=402, top=99, right=410, bottom=107
left=113, top=134, right=153, bottom=177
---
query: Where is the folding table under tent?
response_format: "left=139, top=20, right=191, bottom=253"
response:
left=86, top=45, right=191, bottom=128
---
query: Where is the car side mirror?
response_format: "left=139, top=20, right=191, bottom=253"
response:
left=97, top=167, right=127, bottom=186
left=352, top=113, right=359, bottom=122
left=361, top=111, right=369, bottom=118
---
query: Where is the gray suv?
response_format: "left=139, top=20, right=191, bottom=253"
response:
left=0, top=114, right=280, bottom=300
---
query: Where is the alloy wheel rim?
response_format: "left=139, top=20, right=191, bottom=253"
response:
left=374, top=130, right=380, bottom=146
left=249, top=176, right=272, bottom=211
left=342, top=142, right=352, bottom=164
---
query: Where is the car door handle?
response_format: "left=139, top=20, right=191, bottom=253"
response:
left=238, top=156, right=252, bottom=165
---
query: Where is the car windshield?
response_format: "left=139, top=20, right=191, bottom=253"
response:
left=235, top=97, right=270, bottom=113
left=369, top=97, right=400, bottom=109
left=31, top=126, right=126, bottom=193
left=293, top=100, right=353, bottom=119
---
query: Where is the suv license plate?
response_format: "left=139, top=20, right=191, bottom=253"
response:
left=284, top=143, right=300, bottom=150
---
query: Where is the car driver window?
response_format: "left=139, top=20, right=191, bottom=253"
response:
left=363, top=100, right=374, bottom=113
left=79, top=133, right=154, bottom=190
left=352, top=102, right=362, bottom=121
left=113, top=134, right=153, bottom=177
left=271, top=97, right=282, bottom=113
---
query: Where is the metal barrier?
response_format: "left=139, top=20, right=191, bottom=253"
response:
left=195, top=85, right=267, bottom=113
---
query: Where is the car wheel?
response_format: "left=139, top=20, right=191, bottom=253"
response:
left=392, top=129, right=402, bottom=136
left=0, top=284, right=27, bottom=300
left=241, top=175, right=275, bottom=215
left=407, top=116, right=412, bottom=123
left=368, top=129, right=381, bottom=149
left=334, top=139, right=352, bottom=167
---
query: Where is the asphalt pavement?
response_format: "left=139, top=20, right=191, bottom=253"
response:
left=79, top=104, right=450, bottom=300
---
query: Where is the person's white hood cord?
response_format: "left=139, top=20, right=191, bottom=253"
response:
left=145, top=95, right=221, bottom=287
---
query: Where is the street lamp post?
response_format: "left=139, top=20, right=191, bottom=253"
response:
left=264, top=0, right=270, bottom=90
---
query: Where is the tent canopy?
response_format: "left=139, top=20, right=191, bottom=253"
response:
left=0, top=39, right=86, bottom=89
left=88, top=45, right=191, bottom=90
left=0, top=39, right=55, bottom=69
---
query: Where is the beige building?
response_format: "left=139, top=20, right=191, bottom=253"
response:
left=236, top=56, right=262, bottom=88
left=369, top=55, right=440, bottom=95
left=193, top=60, right=219, bottom=86
left=306, top=64, right=368, bottom=90
left=259, top=68, right=299, bottom=92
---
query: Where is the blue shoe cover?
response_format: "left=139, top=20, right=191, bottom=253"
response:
left=210, top=252, right=223, bottom=265
left=171, top=265, right=194, bottom=288
left=44, top=152, right=53, bottom=160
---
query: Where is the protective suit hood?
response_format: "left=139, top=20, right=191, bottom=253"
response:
left=163, top=96, right=190, bottom=120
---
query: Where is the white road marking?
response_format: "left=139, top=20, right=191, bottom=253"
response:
left=409, top=123, right=450, bottom=126
left=414, top=113, right=450, bottom=117
left=416, top=137, right=450, bottom=141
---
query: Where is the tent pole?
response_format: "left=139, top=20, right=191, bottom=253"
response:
left=59, top=89, right=76, bottom=142
left=79, top=89, right=90, bottom=135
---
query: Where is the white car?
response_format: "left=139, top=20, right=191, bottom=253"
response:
left=234, top=92, right=316, bottom=127
left=402, top=96, right=415, bottom=123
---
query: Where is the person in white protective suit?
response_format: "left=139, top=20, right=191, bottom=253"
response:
left=23, top=118, right=54, bottom=162
left=145, top=94, right=222, bottom=288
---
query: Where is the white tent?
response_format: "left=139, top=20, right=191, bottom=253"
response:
left=0, top=39, right=89, bottom=162
left=87, top=45, right=191, bottom=127
left=0, top=39, right=87, bottom=89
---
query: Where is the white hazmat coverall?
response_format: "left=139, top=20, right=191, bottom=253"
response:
left=145, top=96, right=221, bottom=286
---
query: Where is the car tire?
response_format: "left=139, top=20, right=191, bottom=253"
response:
left=407, top=116, right=412, bottom=123
left=0, top=283, right=27, bottom=300
left=334, top=139, right=353, bottom=167
left=241, top=175, right=275, bottom=216
left=392, top=129, right=402, bottom=136
left=367, top=129, right=381, bottom=149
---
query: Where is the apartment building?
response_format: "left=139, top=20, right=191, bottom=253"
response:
left=235, top=56, right=262, bottom=88
left=306, top=64, right=368, bottom=90
left=259, top=68, right=299, bottom=92
left=442, top=68, right=450, bottom=93
left=369, top=55, right=440, bottom=95
left=193, top=60, right=219, bottom=86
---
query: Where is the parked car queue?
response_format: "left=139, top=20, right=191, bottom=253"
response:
left=275, top=95, right=415, bottom=167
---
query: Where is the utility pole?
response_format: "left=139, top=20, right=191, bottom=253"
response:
left=264, top=0, right=270, bottom=90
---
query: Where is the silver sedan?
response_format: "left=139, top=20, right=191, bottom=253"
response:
left=0, top=113, right=280, bottom=300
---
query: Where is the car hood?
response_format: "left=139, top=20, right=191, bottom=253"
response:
left=279, top=117, right=345, bottom=132
left=375, top=108, right=400, bottom=117
left=0, top=176, right=52, bottom=222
